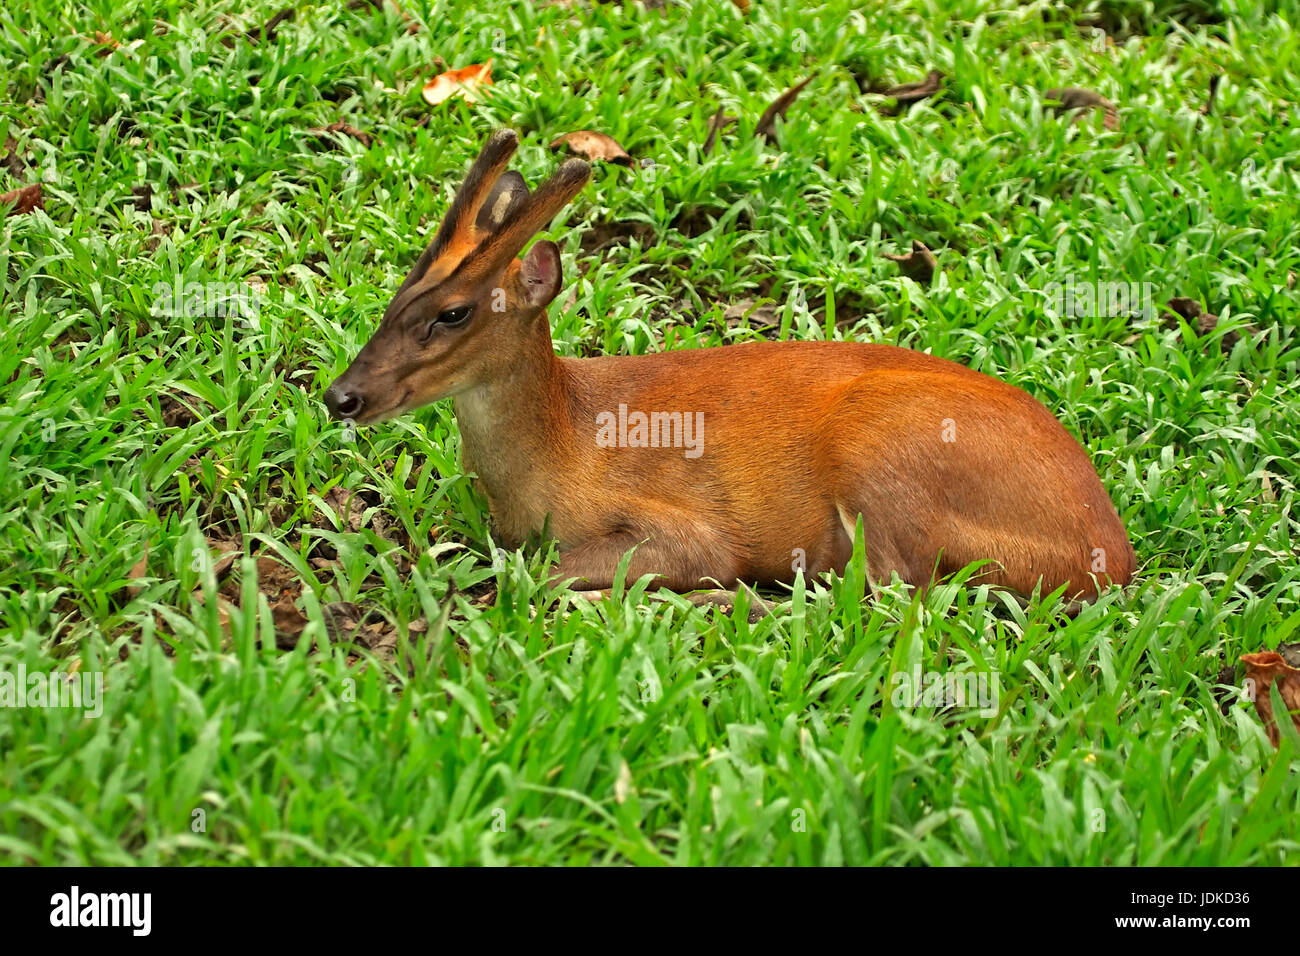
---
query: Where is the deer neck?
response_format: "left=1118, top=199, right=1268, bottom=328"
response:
left=452, top=321, right=579, bottom=541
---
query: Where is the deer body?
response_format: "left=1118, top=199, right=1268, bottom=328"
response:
left=326, top=130, right=1134, bottom=603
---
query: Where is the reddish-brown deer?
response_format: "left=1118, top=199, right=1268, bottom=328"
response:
left=325, top=129, right=1134, bottom=606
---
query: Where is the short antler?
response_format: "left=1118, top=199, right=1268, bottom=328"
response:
left=391, top=128, right=521, bottom=303
left=454, top=157, right=591, bottom=286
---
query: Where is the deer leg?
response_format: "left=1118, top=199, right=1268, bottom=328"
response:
left=552, top=521, right=750, bottom=594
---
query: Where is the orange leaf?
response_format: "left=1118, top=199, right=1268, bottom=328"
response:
left=422, top=60, right=493, bottom=106
left=1241, top=651, right=1300, bottom=748
left=548, top=130, right=633, bottom=167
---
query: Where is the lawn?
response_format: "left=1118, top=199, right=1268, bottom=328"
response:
left=1, top=0, right=1298, bottom=865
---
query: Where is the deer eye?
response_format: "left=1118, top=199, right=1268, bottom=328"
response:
left=439, top=305, right=473, bottom=327
left=418, top=305, right=474, bottom=343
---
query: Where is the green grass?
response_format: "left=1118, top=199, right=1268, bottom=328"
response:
left=1, top=0, right=1298, bottom=865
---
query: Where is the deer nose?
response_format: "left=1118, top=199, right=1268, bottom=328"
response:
left=325, top=383, right=365, bottom=420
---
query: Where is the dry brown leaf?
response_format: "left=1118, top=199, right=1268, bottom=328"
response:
left=1165, top=297, right=1218, bottom=335
left=322, top=602, right=372, bottom=641
left=1241, top=651, right=1300, bottom=748
left=159, top=389, right=208, bottom=428
left=311, top=121, right=373, bottom=149
left=731, top=0, right=750, bottom=11
left=1, top=183, right=43, bottom=216
left=877, top=70, right=944, bottom=116
left=2, top=137, right=25, bottom=177
left=703, top=105, right=738, bottom=155
left=322, top=602, right=410, bottom=661
left=755, top=74, right=815, bottom=141
left=549, top=130, right=633, bottom=167
left=246, top=6, right=295, bottom=44
left=93, top=31, right=120, bottom=55
left=422, top=60, right=493, bottom=106
left=347, top=0, right=420, bottom=33
left=255, top=555, right=300, bottom=596
left=1162, top=297, right=1255, bottom=352
left=1045, top=87, right=1119, bottom=130
left=127, top=545, right=149, bottom=598
left=192, top=589, right=234, bottom=636
left=884, top=239, right=937, bottom=284
left=270, top=594, right=309, bottom=646
left=320, top=486, right=367, bottom=532
left=246, top=555, right=309, bottom=647
left=723, top=298, right=778, bottom=329
left=208, top=533, right=241, bottom=578
left=1200, top=74, right=1222, bottom=116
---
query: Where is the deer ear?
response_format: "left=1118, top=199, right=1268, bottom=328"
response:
left=520, top=240, right=562, bottom=308
left=476, top=171, right=529, bottom=233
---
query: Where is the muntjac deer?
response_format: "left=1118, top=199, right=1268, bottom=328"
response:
left=325, top=129, right=1134, bottom=606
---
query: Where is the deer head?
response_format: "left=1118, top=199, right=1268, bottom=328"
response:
left=324, top=129, right=591, bottom=423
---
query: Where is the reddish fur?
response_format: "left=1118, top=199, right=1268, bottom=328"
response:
left=453, top=323, right=1134, bottom=601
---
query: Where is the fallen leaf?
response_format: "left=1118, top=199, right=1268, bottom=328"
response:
left=146, top=217, right=171, bottom=251
left=93, top=31, right=120, bottom=55
left=192, top=589, right=234, bottom=636
left=1214, top=663, right=1239, bottom=715
left=1200, top=74, right=1222, bottom=116
left=2, top=137, right=25, bottom=177
left=246, top=6, right=295, bottom=44
left=1241, top=651, right=1300, bottom=748
left=1161, top=297, right=1255, bottom=352
left=1261, top=472, right=1275, bottom=503
left=319, top=486, right=367, bottom=532
left=730, top=0, right=750, bottom=11
left=1, top=183, right=43, bottom=216
left=207, top=532, right=242, bottom=578
left=322, top=602, right=405, bottom=660
left=270, top=594, right=309, bottom=646
left=755, top=74, right=815, bottom=141
left=127, top=546, right=149, bottom=598
left=422, top=60, right=493, bottom=107
left=703, top=105, right=737, bottom=155
left=549, top=130, right=633, bottom=166
left=877, top=70, right=943, bottom=115
left=723, top=298, right=779, bottom=329
left=1165, top=297, right=1219, bottom=335
left=158, top=389, right=210, bottom=428
left=1044, top=87, right=1119, bottom=130
left=347, top=0, right=420, bottom=33
left=310, top=121, right=373, bottom=149
left=884, top=239, right=937, bottom=284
